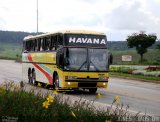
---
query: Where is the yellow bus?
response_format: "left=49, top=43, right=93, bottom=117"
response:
left=22, top=30, right=112, bottom=93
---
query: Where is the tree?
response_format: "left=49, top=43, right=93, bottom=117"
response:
left=126, top=31, right=157, bottom=62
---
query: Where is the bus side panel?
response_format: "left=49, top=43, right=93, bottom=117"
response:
left=30, top=52, right=57, bottom=85
left=46, top=52, right=56, bottom=64
left=34, top=52, right=52, bottom=84
left=22, top=52, right=50, bottom=84
left=22, top=53, right=29, bottom=83
left=22, top=62, right=29, bottom=83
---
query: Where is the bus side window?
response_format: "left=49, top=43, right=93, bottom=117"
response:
left=26, top=41, right=29, bottom=51
left=26, top=40, right=32, bottom=52
left=32, top=40, right=36, bottom=51
left=42, top=37, right=48, bottom=51
left=28, top=40, right=32, bottom=51
left=35, top=39, right=38, bottom=52
left=46, top=37, right=51, bottom=51
left=37, top=38, right=41, bottom=51
left=40, top=38, right=43, bottom=51
left=56, top=48, right=64, bottom=69
left=30, top=40, right=34, bottom=51
left=23, top=41, right=28, bottom=53
left=42, top=38, right=46, bottom=51
left=57, top=34, right=63, bottom=49
left=50, top=36, right=56, bottom=50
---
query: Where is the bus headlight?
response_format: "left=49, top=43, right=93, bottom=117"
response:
left=103, top=83, right=106, bottom=86
left=67, top=82, right=71, bottom=85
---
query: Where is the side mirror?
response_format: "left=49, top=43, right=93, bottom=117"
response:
left=109, top=53, right=113, bottom=65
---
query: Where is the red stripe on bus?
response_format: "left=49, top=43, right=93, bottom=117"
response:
left=28, top=54, right=53, bottom=84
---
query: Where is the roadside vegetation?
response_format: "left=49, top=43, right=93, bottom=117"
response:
left=0, top=30, right=160, bottom=65
left=126, top=31, right=157, bottom=62
left=111, top=49, right=160, bottom=65
left=0, top=82, right=147, bottom=122
left=0, top=43, right=160, bottom=65
left=110, top=66, right=160, bottom=82
left=0, top=43, right=21, bottom=60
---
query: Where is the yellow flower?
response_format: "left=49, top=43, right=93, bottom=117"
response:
left=105, top=120, right=111, bottom=122
left=71, top=111, right=76, bottom=118
left=37, top=83, right=42, bottom=87
left=114, top=96, right=119, bottom=105
left=47, top=95, right=54, bottom=103
left=96, top=93, right=102, bottom=99
left=53, top=90, right=58, bottom=94
left=42, top=101, right=50, bottom=109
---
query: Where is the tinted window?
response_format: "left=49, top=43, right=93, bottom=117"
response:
left=46, top=37, right=51, bottom=51
left=57, top=35, right=63, bottom=49
left=50, top=36, right=56, bottom=50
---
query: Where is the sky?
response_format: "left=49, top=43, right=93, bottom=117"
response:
left=0, top=0, right=160, bottom=41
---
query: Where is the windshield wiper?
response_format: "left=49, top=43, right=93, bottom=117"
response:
left=78, top=60, right=100, bottom=71
left=77, top=60, right=87, bottom=71
left=90, top=61, right=100, bottom=71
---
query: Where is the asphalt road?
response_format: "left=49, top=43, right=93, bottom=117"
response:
left=0, top=59, right=160, bottom=117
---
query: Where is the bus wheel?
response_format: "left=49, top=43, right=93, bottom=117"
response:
left=89, top=88, right=97, bottom=94
left=28, top=70, right=32, bottom=84
left=31, top=70, right=36, bottom=85
left=54, top=75, right=59, bottom=90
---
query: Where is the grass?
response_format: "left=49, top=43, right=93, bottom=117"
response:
left=0, top=42, right=160, bottom=65
left=0, top=43, right=22, bottom=60
left=111, top=49, right=160, bottom=65
left=0, top=82, right=148, bottom=122
left=0, top=82, right=115, bottom=122
left=110, top=72, right=160, bottom=82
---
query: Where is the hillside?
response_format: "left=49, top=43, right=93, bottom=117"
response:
left=0, top=30, right=39, bottom=44
left=0, top=30, right=160, bottom=63
left=0, top=30, right=159, bottom=50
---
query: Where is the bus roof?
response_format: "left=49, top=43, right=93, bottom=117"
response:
left=23, top=30, right=106, bottom=41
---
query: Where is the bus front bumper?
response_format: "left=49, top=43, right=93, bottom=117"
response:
left=63, top=79, right=108, bottom=88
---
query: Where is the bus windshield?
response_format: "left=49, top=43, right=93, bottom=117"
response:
left=64, top=48, right=109, bottom=71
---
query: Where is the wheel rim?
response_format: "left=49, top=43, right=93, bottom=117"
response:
left=55, top=75, right=59, bottom=89
left=31, top=71, right=36, bottom=85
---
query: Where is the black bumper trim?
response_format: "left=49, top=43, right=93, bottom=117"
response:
left=65, top=79, right=108, bottom=83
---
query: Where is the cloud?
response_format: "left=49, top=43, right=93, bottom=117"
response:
left=0, top=17, right=6, bottom=30
left=103, top=0, right=160, bottom=40
left=106, top=1, right=147, bottom=30
left=0, top=6, right=7, bottom=30
left=0, top=0, right=160, bottom=40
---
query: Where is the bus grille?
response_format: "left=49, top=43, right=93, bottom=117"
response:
left=78, top=83, right=97, bottom=88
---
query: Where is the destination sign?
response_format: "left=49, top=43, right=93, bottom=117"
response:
left=65, top=34, right=107, bottom=47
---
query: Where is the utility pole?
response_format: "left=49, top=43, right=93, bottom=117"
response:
left=37, top=0, right=39, bottom=34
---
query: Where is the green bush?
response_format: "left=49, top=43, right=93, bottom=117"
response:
left=0, top=82, right=120, bottom=122
left=1, top=82, right=149, bottom=122
left=110, top=67, right=134, bottom=74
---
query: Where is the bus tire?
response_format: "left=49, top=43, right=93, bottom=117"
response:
left=31, top=69, right=36, bottom=85
left=54, top=74, right=59, bottom=90
left=89, top=88, right=97, bottom=94
left=28, top=68, right=32, bottom=84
